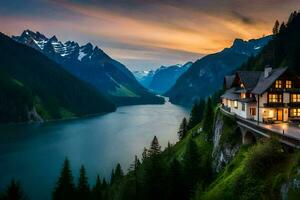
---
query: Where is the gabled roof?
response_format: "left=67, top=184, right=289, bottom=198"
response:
left=252, top=67, right=288, bottom=95
left=221, top=88, right=239, bottom=100
left=224, top=75, right=235, bottom=89
left=236, top=71, right=262, bottom=90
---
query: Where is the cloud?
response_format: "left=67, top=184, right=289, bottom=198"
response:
left=230, top=11, right=255, bottom=25
left=1, top=0, right=300, bottom=69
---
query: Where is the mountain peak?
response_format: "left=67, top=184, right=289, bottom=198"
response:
left=49, top=35, right=58, bottom=42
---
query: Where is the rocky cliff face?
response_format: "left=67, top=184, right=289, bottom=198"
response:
left=212, top=110, right=242, bottom=173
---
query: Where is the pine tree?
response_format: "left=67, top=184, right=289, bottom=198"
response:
left=148, top=136, right=161, bottom=157
left=183, top=138, right=201, bottom=197
left=178, top=117, right=188, bottom=140
left=114, top=163, right=124, bottom=181
left=188, top=99, right=205, bottom=128
left=130, top=155, right=141, bottom=171
left=142, top=148, right=148, bottom=162
left=166, top=159, right=186, bottom=200
left=76, top=165, right=90, bottom=200
left=110, top=169, right=115, bottom=184
left=272, top=20, right=280, bottom=35
left=53, top=158, right=75, bottom=200
left=92, top=175, right=102, bottom=200
left=0, top=179, right=26, bottom=200
left=202, top=97, right=214, bottom=141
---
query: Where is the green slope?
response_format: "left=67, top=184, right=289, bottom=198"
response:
left=0, top=33, right=116, bottom=123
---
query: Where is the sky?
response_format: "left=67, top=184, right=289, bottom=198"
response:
left=1, top=0, right=300, bottom=71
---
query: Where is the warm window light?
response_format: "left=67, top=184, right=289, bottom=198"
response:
left=269, top=110, right=274, bottom=118
left=268, top=93, right=282, bottom=103
left=241, top=93, right=246, bottom=99
left=291, top=94, right=300, bottom=102
left=290, top=108, right=300, bottom=117
left=240, top=83, right=244, bottom=88
left=234, top=101, right=238, bottom=108
left=286, top=80, right=292, bottom=88
left=275, top=80, right=282, bottom=88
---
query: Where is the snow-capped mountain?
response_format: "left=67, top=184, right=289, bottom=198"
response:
left=133, top=62, right=192, bottom=94
left=13, top=30, right=163, bottom=106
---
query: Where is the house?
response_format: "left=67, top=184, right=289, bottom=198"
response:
left=221, top=67, right=300, bottom=124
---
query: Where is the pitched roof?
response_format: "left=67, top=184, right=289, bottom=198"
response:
left=252, top=67, right=288, bottom=94
left=236, top=71, right=262, bottom=90
left=224, top=75, right=235, bottom=89
left=221, top=88, right=240, bottom=100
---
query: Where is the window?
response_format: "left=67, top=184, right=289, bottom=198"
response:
left=242, top=103, right=245, bottom=111
left=286, top=80, right=292, bottom=88
left=290, top=108, right=300, bottom=117
left=240, top=83, right=244, bottom=88
left=291, top=94, right=300, bottom=102
left=241, top=93, right=246, bottom=99
left=268, top=93, right=282, bottom=103
left=250, top=108, right=256, bottom=116
left=275, top=80, right=282, bottom=88
left=234, top=101, right=238, bottom=108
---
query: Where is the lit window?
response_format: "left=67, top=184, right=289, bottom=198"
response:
left=286, top=80, right=292, bottom=88
left=290, top=108, right=300, bottom=117
left=275, top=80, right=282, bottom=88
left=241, top=93, right=246, bottom=99
left=240, top=83, right=244, bottom=88
left=268, top=93, right=282, bottom=103
left=291, top=94, right=300, bottom=102
left=234, top=101, right=238, bottom=108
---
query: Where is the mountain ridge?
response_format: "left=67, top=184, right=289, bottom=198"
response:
left=165, top=35, right=272, bottom=106
left=0, top=32, right=116, bottom=123
left=13, top=30, right=164, bottom=106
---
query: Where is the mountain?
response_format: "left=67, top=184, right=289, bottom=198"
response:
left=133, top=70, right=155, bottom=87
left=0, top=32, right=116, bottom=124
left=241, top=11, right=300, bottom=74
left=13, top=30, right=164, bottom=106
left=165, top=35, right=272, bottom=106
left=133, top=62, right=192, bottom=94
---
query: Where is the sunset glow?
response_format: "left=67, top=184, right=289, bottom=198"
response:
left=1, top=0, right=300, bottom=69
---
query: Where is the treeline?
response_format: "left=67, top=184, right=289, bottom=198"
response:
left=178, top=95, right=217, bottom=141
left=241, top=10, right=300, bottom=74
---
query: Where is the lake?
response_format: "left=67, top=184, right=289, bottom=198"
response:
left=0, top=101, right=189, bottom=199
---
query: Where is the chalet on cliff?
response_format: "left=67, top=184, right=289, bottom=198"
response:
left=221, top=67, right=300, bottom=124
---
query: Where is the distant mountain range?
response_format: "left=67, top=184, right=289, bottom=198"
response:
left=133, top=62, right=192, bottom=94
left=13, top=30, right=163, bottom=106
left=165, top=35, right=272, bottom=106
left=0, top=33, right=116, bottom=123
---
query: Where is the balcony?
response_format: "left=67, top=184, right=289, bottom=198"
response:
left=288, top=102, right=300, bottom=107
left=263, top=102, right=286, bottom=107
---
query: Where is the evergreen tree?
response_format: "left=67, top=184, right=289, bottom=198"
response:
left=142, top=148, right=148, bottom=162
left=166, top=159, right=186, bottom=200
left=53, top=158, right=75, bottom=200
left=188, top=99, right=205, bottom=128
left=0, top=179, right=26, bottom=200
left=272, top=20, right=280, bottom=35
left=111, top=163, right=124, bottom=184
left=114, top=163, right=124, bottom=181
left=183, top=138, right=201, bottom=197
left=110, top=169, right=115, bottom=184
left=148, top=136, right=161, bottom=157
left=130, top=155, right=141, bottom=172
left=202, top=97, right=214, bottom=141
left=92, top=175, right=103, bottom=200
left=76, top=165, right=90, bottom=200
left=178, top=117, right=188, bottom=140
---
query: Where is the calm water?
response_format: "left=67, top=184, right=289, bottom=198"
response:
left=0, top=101, right=188, bottom=199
